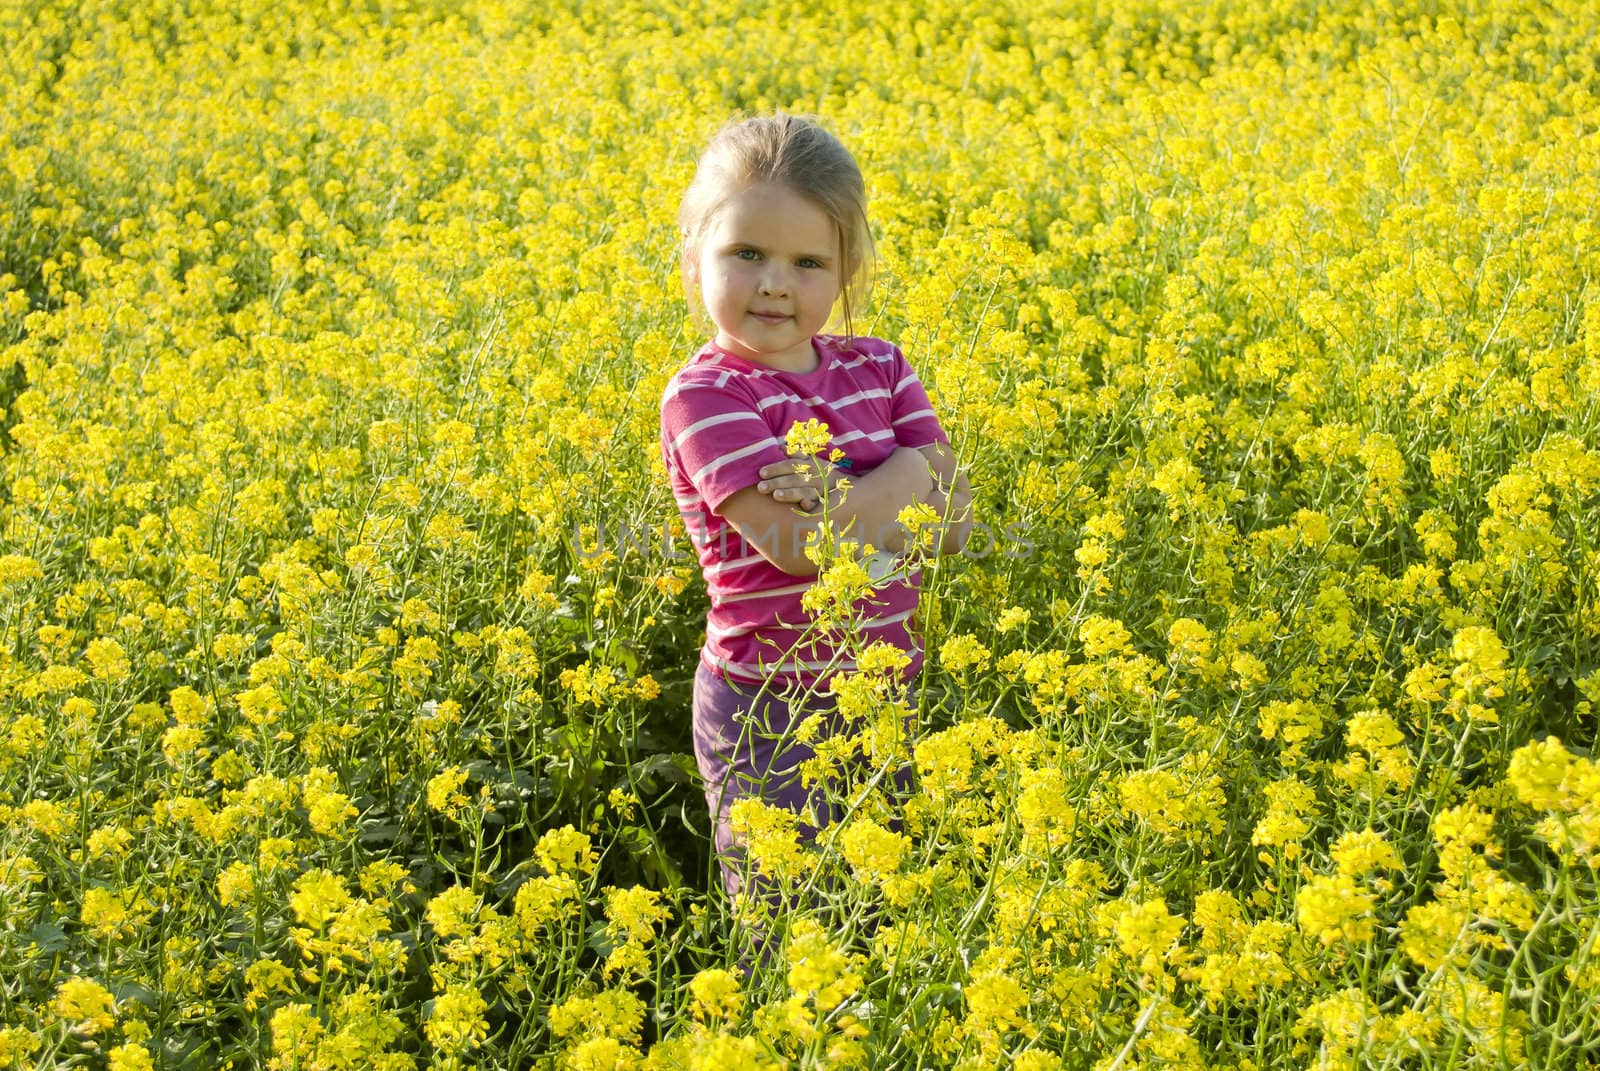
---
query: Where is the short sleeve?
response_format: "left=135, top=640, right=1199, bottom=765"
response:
left=660, top=372, right=790, bottom=512
left=887, top=346, right=950, bottom=449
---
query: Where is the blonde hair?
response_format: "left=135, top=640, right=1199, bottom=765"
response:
left=678, top=113, right=875, bottom=337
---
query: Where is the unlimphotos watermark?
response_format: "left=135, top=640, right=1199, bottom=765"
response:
left=571, top=511, right=1036, bottom=563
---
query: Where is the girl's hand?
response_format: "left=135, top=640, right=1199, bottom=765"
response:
left=755, top=457, right=841, bottom=513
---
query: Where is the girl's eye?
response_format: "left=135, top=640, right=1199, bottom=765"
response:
left=798, top=258, right=821, bottom=269
left=736, top=249, right=761, bottom=261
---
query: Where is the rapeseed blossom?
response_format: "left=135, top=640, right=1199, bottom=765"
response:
left=51, top=977, right=116, bottom=1034
left=536, top=825, right=599, bottom=877
left=785, top=418, right=832, bottom=458
left=785, top=919, right=861, bottom=1013
left=425, top=982, right=489, bottom=1052
left=688, top=968, right=744, bottom=1022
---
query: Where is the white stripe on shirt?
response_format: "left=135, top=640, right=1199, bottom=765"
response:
left=706, top=552, right=767, bottom=578
left=715, top=580, right=815, bottom=604
left=691, top=437, right=785, bottom=485
left=672, top=410, right=767, bottom=452
left=832, top=427, right=897, bottom=447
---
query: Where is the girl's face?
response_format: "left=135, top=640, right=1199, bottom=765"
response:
left=689, top=182, right=843, bottom=373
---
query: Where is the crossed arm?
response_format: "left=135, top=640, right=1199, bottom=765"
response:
left=719, top=442, right=974, bottom=577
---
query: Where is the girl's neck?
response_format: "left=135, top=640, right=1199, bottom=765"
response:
left=715, top=334, right=822, bottom=374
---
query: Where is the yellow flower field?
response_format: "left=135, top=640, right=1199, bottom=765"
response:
left=3, top=0, right=1599, bottom=1067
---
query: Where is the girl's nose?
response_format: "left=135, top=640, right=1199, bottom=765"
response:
left=759, top=270, right=788, bottom=296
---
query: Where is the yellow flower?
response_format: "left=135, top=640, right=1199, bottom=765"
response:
left=961, top=949, right=1030, bottom=1052
left=676, top=1032, right=775, bottom=1070
left=1165, top=617, right=1213, bottom=662
left=995, top=606, right=1032, bottom=632
left=1446, top=625, right=1508, bottom=723
left=606, top=885, right=670, bottom=947
left=914, top=726, right=978, bottom=800
left=427, top=886, right=481, bottom=940
left=22, top=664, right=88, bottom=698
left=1118, top=765, right=1225, bottom=838
left=560, top=661, right=629, bottom=708
left=217, top=861, right=255, bottom=907
left=1073, top=538, right=1109, bottom=572
left=896, top=499, right=942, bottom=551
left=85, top=826, right=133, bottom=858
left=1293, top=988, right=1381, bottom=1060
left=1296, top=873, right=1377, bottom=946
left=244, top=960, right=295, bottom=1012
left=1336, top=710, right=1415, bottom=794
left=549, top=989, right=646, bottom=1045
left=0, top=554, right=44, bottom=586
left=1414, top=509, right=1458, bottom=559
left=84, top=637, right=131, bottom=681
left=514, top=874, right=581, bottom=936
left=5, top=714, right=47, bottom=757
left=427, top=766, right=471, bottom=817
left=1507, top=736, right=1575, bottom=811
left=169, top=685, right=208, bottom=725
left=1018, top=767, right=1076, bottom=853
left=81, top=886, right=148, bottom=939
left=107, top=1044, right=155, bottom=1071
left=162, top=725, right=205, bottom=764
left=566, top=1038, right=642, bottom=1071
left=728, top=798, right=806, bottom=877
left=855, top=639, right=911, bottom=677
left=235, top=683, right=286, bottom=726
left=801, top=551, right=875, bottom=622
left=1109, top=897, right=1187, bottom=976
left=360, top=860, right=413, bottom=896
left=22, top=799, right=70, bottom=839
left=1330, top=829, right=1401, bottom=876
left=939, top=633, right=991, bottom=674
left=785, top=418, right=831, bottom=457
left=301, top=766, right=357, bottom=836
left=838, top=817, right=909, bottom=882
left=689, top=967, right=744, bottom=1022
left=289, top=869, right=353, bottom=932
left=536, top=825, right=598, bottom=877
left=785, top=919, right=860, bottom=1013
left=1078, top=614, right=1132, bottom=659
left=424, top=982, right=488, bottom=1052
left=52, top=976, right=116, bottom=1034
left=1399, top=900, right=1470, bottom=970
left=0, top=1028, right=38, bottom=1067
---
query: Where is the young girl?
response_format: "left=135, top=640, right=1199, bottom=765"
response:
left=658, top=113, right=972, bottom=904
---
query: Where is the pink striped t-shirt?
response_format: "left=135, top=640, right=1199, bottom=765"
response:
left=659, top=334, right=950, bottom=686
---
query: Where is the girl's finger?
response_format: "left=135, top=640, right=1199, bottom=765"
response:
left=759, top=474, right=823, bottom=493
left=759, top=459, right=828, bottom=480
